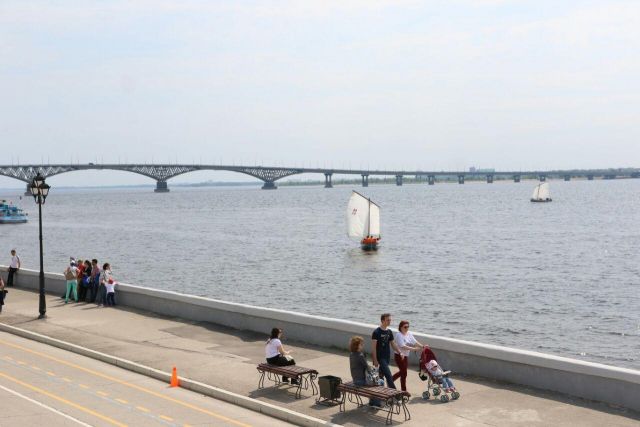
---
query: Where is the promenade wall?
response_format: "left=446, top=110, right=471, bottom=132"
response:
left=4, top=267, right=640, bottom=413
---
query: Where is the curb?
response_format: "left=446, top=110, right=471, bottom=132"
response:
left=0, top=322, right=338, bottom=427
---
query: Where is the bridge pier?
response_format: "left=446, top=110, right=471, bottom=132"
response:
left=458, top=175, right=465, bottom=184
left=324, top=173, right=333, bottom=188
left=587, top=175, right=594, bottom=180
left=361, top=174, right=369, bottom=187
left=395, top=175, right=403, bottom=186
left=154, top=181, right=169, bottom=193
left=539, top=175, right=547, bottom=182
left=564, top=175, right=571, bottom=181
left=486, top=175, right=494, bottom=184
left=24, top=183, right=32, bottom=196
left=428, top=175, right=435, bottom=185
left=513, top=175, right=521, bottom=183
left=262, top=181, right=277, bottom=190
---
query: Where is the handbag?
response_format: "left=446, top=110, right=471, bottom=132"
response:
left=82, top=276, right=90, bottom=287
left=365, top=365, right=381, bottom=386
left=283, top=354, right=294, bottom=362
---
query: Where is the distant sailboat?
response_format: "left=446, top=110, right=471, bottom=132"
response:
left=531, top=182, right=552, bottom=202
left=347, top=191, right=381, bottom=251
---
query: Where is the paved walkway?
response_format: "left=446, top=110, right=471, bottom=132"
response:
left=1, top=288, right=638, bottom=426
left=0, top=331, right=294, bottom=427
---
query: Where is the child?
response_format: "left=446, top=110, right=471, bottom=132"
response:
left=105, top=277, right=116, bottom=306
left=63, top=261, right=79, bottom=303
left=425, top=359, right=456, bottom=393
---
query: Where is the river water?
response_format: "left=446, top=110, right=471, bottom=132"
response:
left=1, top=179, right=639, bottom=369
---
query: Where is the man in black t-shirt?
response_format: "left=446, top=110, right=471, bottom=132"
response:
left=372, top=313, right=401, bottom=389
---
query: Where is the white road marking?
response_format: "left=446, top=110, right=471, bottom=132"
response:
left=0, top=383, right=93, bottom=427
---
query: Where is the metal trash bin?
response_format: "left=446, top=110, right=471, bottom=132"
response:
left=317, top=375, right=341, bottom=405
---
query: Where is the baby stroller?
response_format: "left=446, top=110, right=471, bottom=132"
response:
left=418, top=346, right=461, bottom=402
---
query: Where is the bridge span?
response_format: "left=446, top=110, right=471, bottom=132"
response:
left=0, top=164, right=638, bottom=192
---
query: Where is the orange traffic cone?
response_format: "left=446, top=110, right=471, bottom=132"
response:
left=170, top=366, right=180, bottom=388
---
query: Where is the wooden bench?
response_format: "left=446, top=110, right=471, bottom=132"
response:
left=256, top=363, right=319, bottom=399
left=337, top=381, right=411, bottom=425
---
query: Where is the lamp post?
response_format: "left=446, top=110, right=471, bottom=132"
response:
left=30, top=173, right=50, bottom=319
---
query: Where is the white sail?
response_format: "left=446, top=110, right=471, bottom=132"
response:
left=368, top=201, right=381, bottom=237
left=532, top=182, right=551, bottom=200
left=537, top=182, right=550, bottom=200
left=531, top=184, right=541, bottom=200
left=347, top=191, right=370, bottom=239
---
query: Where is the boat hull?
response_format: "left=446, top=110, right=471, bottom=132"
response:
left=0, top=217, right=28, bottom=224
left=361, top=243, right=378, bottom=251
left=530, top=198, right=552, bottom=203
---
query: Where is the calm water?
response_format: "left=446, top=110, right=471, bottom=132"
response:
left=1, top=179, right=639, bottom=369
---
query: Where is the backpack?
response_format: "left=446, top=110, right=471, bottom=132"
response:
left=64, top=268, right=75, bottom=280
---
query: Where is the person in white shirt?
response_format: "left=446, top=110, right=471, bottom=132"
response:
left=265, top=327, right=298, bottom=384
left=104, top=266, right=117, bottom=307
left=7, top=249, right=20, bottom=287
left=393, top=320, right=424, bottom=392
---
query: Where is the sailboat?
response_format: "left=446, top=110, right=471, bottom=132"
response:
left=347, top=191, right=381, bottom=251
left=531, top=182, right=552, bottom=202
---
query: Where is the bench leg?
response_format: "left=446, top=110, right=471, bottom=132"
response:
left=385, top=398, right=396, bottom=425
left=294, top=375, right=303, bottom=399
left=258, top=370, right=266, bottom=389
left=339, top=391, right=347, bottom=412
left=347, top=391, right=362, bottom=407
left=401, top=396, right=411, bottom=421
left=309, top=372, right=318, bottom=395
left=265, top=371, right=285, bottom=386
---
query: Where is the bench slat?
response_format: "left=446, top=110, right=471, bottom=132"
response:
left=337, top=381, right=409, bottom=399
left=257, top=363, right=317, bottom=376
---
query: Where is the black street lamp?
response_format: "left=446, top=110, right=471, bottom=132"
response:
left=29, top=173, right=50, bottom=319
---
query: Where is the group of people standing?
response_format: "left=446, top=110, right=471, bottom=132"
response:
left=63, top=257, right=117, bottom=306
left=357, top=313, right=422, bottom=393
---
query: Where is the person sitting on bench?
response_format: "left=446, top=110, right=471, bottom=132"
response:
left=265, top=327, right=298, bottom=385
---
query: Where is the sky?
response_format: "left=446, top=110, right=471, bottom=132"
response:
left=0, top=0, right=639, bottom=187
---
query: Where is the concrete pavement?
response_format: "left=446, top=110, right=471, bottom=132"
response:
left=0, top=331, right=295, bottom=427
left=1, top=288, right=638, bottom=426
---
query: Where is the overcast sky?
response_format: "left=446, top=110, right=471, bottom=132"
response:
left=1, top=0, right=639, bottom=187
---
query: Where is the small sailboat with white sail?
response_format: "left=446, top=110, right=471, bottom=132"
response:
left=530, top=182, right=552, bottom=202
left=347, top=191, right=381, bottom=251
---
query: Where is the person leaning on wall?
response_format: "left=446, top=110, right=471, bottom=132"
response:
left=0, top=275, right=6, bottom=313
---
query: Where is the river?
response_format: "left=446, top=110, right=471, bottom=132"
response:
left=1, top=179, right=638, bottom=369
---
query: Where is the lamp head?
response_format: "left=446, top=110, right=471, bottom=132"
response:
left=40, top=183, right=50, bottom=202
left=33, top=173, right=45, bottom=188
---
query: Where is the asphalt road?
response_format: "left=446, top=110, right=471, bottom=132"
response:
left=0, top=331, right=294, bottom=427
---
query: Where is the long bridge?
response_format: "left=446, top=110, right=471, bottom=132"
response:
left=0, top=164, right=638, bottom=192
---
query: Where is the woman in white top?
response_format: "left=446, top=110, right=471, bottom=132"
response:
left=265, top=327, right=298, bottom=384
left=392, top=320, right=424, bottom=392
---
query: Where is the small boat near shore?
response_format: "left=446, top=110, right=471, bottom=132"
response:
left=531, top=182, right=552, bottom=203
left=347, top=191, right=381, bottom=251
left=0, top=199, right=28, bottom=223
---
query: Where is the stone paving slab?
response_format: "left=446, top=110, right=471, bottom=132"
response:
left=1, top=288, right=639, bottom=426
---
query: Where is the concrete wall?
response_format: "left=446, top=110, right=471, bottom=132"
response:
left=4, top=267, right=640, bottom=413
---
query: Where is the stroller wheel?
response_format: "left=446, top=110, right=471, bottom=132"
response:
left=440, top=394, right=449, bottom=403
left=422, top=391, right=430, bottom=400
left=433, top=387, right=441, bottom=396
left=451, top=391, right=460, bottom=400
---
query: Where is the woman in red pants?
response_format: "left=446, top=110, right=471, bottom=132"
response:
left=392, top=320, right=424, bottom=392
